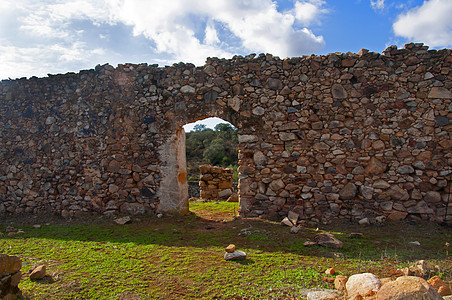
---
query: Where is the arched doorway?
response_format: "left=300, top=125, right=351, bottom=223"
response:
left=156, top=115, right=240, bottom=215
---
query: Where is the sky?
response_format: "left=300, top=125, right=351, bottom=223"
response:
left=1, top=0, right=451, bottom=130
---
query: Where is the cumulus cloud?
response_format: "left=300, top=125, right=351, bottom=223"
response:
left=0, top=0, right=327, bottom=79
left=393, top=0, right=452, bottom=48
left=294, top=0, right=327, bottom=25
left=107, top=0, right=325, bottom=61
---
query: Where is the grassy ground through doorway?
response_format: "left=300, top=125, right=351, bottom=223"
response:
left=0, top=202, right=451, bottom=299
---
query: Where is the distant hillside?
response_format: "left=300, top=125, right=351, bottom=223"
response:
left=185, top=123, right=238, bottom=181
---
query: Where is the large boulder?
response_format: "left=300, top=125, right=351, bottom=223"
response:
left=376, top=276, right=442, bottom=300
left=346, top=273, right=381, bottom=299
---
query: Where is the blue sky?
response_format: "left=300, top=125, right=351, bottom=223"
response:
left=1, top=0, right=451, bottom=131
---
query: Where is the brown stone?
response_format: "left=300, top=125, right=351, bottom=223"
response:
left=372, top=140, right=385, bottom=151
left=107, top=160, right=121, bottom=172
left=346, top=273, right=382, bottom=299
left=323, top=276, right=335, bottom=283
left=269, top=179, right=285, bottom=191
left=325, top=267, right=335, bottom=275
left=334, top=275, right=348, bottom=291
left=424, top=191, right=441, bottom=203
left=376, top=276, right=442, bottom=300
left=428, top=276, right=451, bottom=296
left=225, top=244, right=236, bottom=253
left=428, top=87, right=452, bottom=99
left=339, top=183, right=357, bottom=200
left=364, top=157, right=387, bottom=175
left=29, top=265, right=46, bottom=280
left=312, top=233, right=343, bottom=248
left=332, top=84, right=347, bottom=99
left=387, top=211, right=408, bottom=221
left=0, top=254, right=22, bottom=274
left=389, top=185, right=409, bottom=201
left=227, top=193, right=239, bottom=202
left=10, top=270, right=22, bottom=287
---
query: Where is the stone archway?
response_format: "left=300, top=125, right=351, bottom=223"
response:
left=1, top=44, right=450, bottom=224
left=157, top=114, right=242, bottom=215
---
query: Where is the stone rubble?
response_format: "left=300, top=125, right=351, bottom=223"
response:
left=316, top=271, right=449, bottom=299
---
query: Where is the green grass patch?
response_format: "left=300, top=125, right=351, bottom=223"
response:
left=0, top=204, right=451, bottom=299
left=190, top=201, right=238, bottom=214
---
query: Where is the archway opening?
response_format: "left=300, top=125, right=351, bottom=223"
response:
left=183, top=117, right=239, bottom=221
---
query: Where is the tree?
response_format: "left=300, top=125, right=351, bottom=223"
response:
left=203, top=138, right=228, bottom=165
left=193, top=124, right=207, bottom=132
left=185, top=122, right=238, bottom=180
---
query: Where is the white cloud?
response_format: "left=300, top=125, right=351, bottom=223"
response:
left=370, top=0, right=385, bottom=12
left=204, top=20, right=220, bottom=46
left=0, top=0, right=327, bottom=79
left=0, top=40, right=107, bottom=79
left=294, top=0, right=327, bottom=25
left=393, top=0, right=452, bottom=47
left=122, top=0, right=325, bottom=59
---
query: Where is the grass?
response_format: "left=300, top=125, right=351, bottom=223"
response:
left=0, top=203, right=451, bottom=299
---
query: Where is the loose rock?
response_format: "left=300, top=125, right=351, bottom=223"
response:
left=376, top=276, right=442, bottom=300
left=224, top=250, right=247, bottom=261
left=29, top=265, right=46, bottom=280
left=312, top=233, right=344, bottom=249
left=114, top=216, right=132, bottom=225
left=346, top=273, right=381, bottom=299
left=225, top=244, right=236, bottom=253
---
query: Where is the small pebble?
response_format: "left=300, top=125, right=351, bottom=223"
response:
left=225, top=244, right=236, bottom=253
left=325, top=268, right=335, bottom=275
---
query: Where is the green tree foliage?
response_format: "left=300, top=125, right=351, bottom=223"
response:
left=186, top=123, right=238, bottom=180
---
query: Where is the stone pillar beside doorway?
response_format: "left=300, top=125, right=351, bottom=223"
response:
left=156, top=128, right=189, bottom=215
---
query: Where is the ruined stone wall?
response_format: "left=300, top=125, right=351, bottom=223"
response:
left=199, top=165, right=234, bottom=200
left=0, top=43, right=451, bottom=223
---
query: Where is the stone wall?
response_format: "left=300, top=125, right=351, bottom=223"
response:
left=0, top=254, right=22, bottom=300
left=0, top=43, right=451, bottom=223
left=188, top=181, right=200, bottom=198
left=199, top=165, right=234, bottom=200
